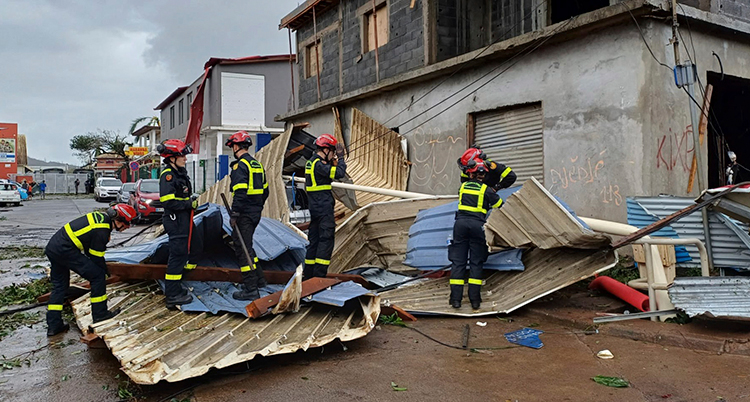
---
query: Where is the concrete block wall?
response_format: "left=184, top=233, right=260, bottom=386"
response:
left=715, top=0, right=750, bottom=22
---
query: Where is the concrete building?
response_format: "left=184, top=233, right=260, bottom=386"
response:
left=278, top=0, right=750, bottom=222
left=94, top=153, right=125, bottom=177
left=155, top=55, right=296, bottom=191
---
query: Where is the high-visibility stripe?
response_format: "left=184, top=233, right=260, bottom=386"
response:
left=184, top=263, right=196, bottom=270
left=160, top=193, right=190, bottom=202
left=64, top=224, right=84, bottom=250
left=460, top=172, right=468, bottom=178
left=160, top=168, right=172, bottom=177
left=90, top=294, right=108, bottom=303
left=329, top=166, right=336, bottom=179
left=240, top=265, right=252, bottom=272
left=468, top=278, right=483, bottom=285
left=165, top=274, right=182, bottom=280
left=306, top=159, right=332, bottom=192
left=65, top=212, right=110, bottom=250
left=89, top=249, right=105, bottom=257
left=234, top=158, right=267, bottom=195
left=491, top=198, right=503, bottom=209
left=501, top=167, right=512, bottom=178
left=304, top=259, right=316, bottom=265
left=48, top=304, right=63, bottom=311
left=449, top=279, right=465, bottom=285
left=253, top=257, right=259, bottom=263
left=232, top=183, right=248, bottom=191
left=315, top=258, right=330, bottom=265
left=458, top=183, right=488, bottom=214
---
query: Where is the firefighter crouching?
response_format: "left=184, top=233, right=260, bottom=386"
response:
left=304, top=134, right=346, bottom=279
left=225, top=131, right=269, bottom=301
left=45, top=204, right=136, bottom=336
left=450, top=159, right=504, bottom=310
left=157, top=139, right=199, bottom=309
left=457, top=146, right=517, bottom=190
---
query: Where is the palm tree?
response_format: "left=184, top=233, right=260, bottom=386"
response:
left=128, top=116, right=160, bottom=136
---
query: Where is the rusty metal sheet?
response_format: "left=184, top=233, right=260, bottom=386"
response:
left=484, top=177, right=610, bottom=249
left=380, top=247, right=616, bottom=316
left=71, top=281, right=379, bottom=385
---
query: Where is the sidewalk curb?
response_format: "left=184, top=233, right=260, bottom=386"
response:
left=520, top=306, right=750, bottom=357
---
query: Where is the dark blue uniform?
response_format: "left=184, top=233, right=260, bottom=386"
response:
left=304, top=154, right=346, bottom=278
left=449, top=180, right=503, bottom=306
left=159, top=165, right=194, bottom=299
left=460, top=158, right=516, bottom=190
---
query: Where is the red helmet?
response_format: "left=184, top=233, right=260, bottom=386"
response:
left=111, top=204, right=136, bottom=225
left=157, top=139, right=193, bottom=158
left=225, top=131, right=253, bottom=148
left=459, top=147, right=486, bottom=168
left=314, top=134, right=338, bottom=149
left=466, top=159, right=487, bottom=174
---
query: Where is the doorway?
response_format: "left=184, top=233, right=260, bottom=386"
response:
left=706, top=72, right=750, bottom=188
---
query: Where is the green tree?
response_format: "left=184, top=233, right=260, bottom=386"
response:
left=128, top=116, right=160, bottom=137
left=69, top=129, right=132, bottom=165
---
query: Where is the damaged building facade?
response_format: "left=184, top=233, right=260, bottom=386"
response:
left=277, top=0, right=750, bottom=221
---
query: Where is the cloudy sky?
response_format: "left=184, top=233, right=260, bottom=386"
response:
left=0, top=0, right=300, bottom=164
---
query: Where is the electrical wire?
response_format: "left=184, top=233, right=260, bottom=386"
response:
left=344, top=0, right=550, bottom=152
left=622, top=3, right=672, bottom=71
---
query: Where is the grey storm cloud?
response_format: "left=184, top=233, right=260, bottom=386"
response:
left=0, top=0, right=299, bottom=164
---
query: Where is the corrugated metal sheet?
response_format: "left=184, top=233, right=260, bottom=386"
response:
left=402, top=199, right=524, bottom=271
left=485, top=178, right=610, bottom=249
left=382, top=247, right=616, bottom=316
left=474, top=103, right=544, bottom=184
left=72, top=281, right=380, bottom=385
left=156, top=281, right=285, bottom=316
left=631, top=196, right=750, bottom=271
left=668, top=276, right=750, bottom=319
left=307, top=281, right=375, bottom=307
left=626, top=198, right=692, bottom=263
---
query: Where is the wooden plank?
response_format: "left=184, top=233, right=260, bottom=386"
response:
left=687, top=84, right=713, bottom=193
left=105, top=262, right=371, bottom=287
left=246, top=277, right=341, bottom=318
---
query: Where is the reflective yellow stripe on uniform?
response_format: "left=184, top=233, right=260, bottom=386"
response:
left=449, top=279, right=465, bottom=285
left=253, top=257, right=259, bottom=263
left=240, top=265, right=253, bottom=272
left=165, top=274, right=182, bottom=280
left=304, top=259, right=316, bottom=265
left=458, top=183, right=488, bottom=214
left=468, top=278, right=483, bottom=285
left=90, top=295, right=107, bottom=303
left=89, top=249, right=105, bottom=257
left=160, top=168, right=172, bottom=177
left=48, top=304, right=63, bottom=311
left=501, top=167, right=512, bottom=178
left=236, top=159, right=266, bottom=195
left=329, top=166, right=336, bottom=179
left=491, top=198, right=503, bottom=209
left=65, top=212, right=111, bottom=250
left=184, top=263, right=196, bottom=270
left=159, top=193, right=190, bottom=202
left=315, top=258, right=330, bottom=265
left=305, top=159, right=332, bottom=192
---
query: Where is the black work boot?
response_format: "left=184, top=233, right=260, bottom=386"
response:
left=165, top=293, right=193, bottom=309
left=233, top=287, right=261, bottom=301
left=47, top=323, right=70, bottom=337
left=255, top=269, right=267, bottom=289
left=93, top=308, right=121, bottom=323
left=450, top=299, right=462, bottom=309
left=471, top=300, right=481, bottom=310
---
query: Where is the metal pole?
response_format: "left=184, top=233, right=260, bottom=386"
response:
left=671, top=0, right=680, bottom=65
left=288, top=28, right=296, bottom=110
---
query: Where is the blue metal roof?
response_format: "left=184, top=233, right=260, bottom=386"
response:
left=402, top=200, right=524, bottom=271
left=158, top=280, right=285, bottom=317
left=307, top=281, right=375, bottom=307
left=626, top=198, right=692, bottom=264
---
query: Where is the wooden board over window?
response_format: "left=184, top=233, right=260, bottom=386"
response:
left=364, top=4, right=388, bottom=52
left=305, top=41, right=323, bottom=78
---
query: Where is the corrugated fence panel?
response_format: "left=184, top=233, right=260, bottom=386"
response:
left=631, top=196, right=750, bottom=271
left=474, top=103, right=544, bottom=184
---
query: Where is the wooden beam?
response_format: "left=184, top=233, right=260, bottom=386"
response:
left=246, top=277, right=341, bottom=318
left=104, top=262, right=372, bottom=288
left=380, top=304, right=417, bottom=321
left=687, top=84, right=713, bottom=193
left=283, top=144, right=305, bottom=159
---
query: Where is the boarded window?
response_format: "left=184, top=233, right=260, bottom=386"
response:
left=363, top=4, right=388, bottom=52
left=472, top=103, right=544, bottom=184
left=305, top=41, right=322, bottom=79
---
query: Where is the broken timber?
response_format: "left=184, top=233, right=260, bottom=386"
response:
left=247, top=277, right=341, bottom=318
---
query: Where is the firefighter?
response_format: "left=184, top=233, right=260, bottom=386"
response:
left=157, top=139, right=198, bottom=309
left=45, top=204, right=136, bottom=336
left=449, top=159, right=504, bottom=310
left=304, top=134, right=346, bottom=279
left=225, top=131, right=269, bottom=301
left=457, top=146, right=517, bottom=190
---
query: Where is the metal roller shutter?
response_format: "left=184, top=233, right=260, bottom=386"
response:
left=474, top=103, right=544, bottom=184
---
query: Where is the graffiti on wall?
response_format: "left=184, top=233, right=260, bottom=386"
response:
left=655, top=125, right=694, bottom=172
left=549, top=149, right=622, bottom=206
left=409, top=126, right=465, bottom=193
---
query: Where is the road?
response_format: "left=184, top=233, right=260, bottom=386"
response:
left=0, top=199, right=749, bottom=401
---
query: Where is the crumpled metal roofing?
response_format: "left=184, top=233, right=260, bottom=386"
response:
left=72, top=281, right=380, bottom=384
left=307, top=281, right=376, bottom=307
left=156, top=281, right=285, bottom=316
left=403, top=199, right=524, bottom=271
left=668, top=276, right=750, bottom=319
left=630, top=196, right=750, bottom=271
left=626, top=198, right=692, bottom=264
left=484, top=178, right=609, bottom=249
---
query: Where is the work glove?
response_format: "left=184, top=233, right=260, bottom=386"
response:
left=230, top=212, right=240, bottom=228
left=190, top=193, right=200, bottom=209
left=335, top=143, right=345, bottom=160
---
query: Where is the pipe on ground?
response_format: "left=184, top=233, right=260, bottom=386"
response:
left=589, top=276, right=650, bottom=312
left=283, top=175, right=433, bottom=199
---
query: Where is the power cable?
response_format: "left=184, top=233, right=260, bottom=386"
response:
left=344, top=1, right=549, bottom=151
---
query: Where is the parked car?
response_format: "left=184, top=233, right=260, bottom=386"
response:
left=11, top=182, right=28, bottom=200
left=117, top=182, right=136, bottom=204
left=94, top=177, right=123, bottom=202
left=0, top=183, right=22, bottom=206
left=128, top=179, right=163, bottom=222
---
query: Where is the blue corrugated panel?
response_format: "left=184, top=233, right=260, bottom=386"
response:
left=107, top=204, right=307, bottom=272
left=158, top=281, right=285, bottom=316
left=626, top=198, right=692, bottom=264
left=402, top=200, right=524, bottom=271
left=307, top=281, right=375, bottom=307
